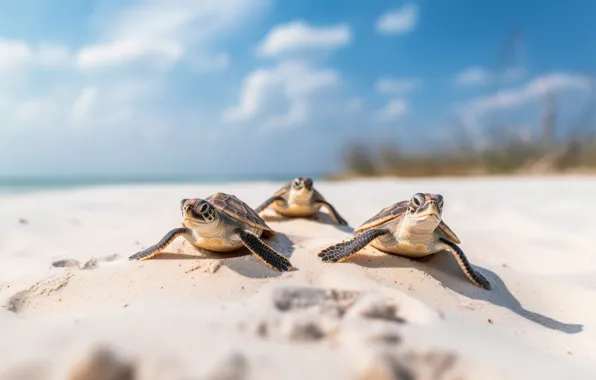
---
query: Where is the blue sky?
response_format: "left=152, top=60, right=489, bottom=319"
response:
left=1, top=0, right=594, bottom=177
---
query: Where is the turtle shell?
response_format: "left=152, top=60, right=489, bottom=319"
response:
left=355, top=201, right=409, bottom=233
left=206, top=192, right=274, bottom=232
left=272, top=182, right=292, bottom=197
left=354, top=200, right=461, bottom=244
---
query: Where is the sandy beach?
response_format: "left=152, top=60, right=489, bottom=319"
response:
left=1, top=176, right=595, bottom=379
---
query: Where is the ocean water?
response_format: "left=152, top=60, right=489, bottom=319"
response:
left=0, top=174, right=325, bottom=194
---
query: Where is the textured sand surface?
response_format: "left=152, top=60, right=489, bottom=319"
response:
left=0, top=177, right=595, bottom=379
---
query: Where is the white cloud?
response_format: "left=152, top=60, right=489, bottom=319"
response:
left=375, top=98, right=409, bottom=121
left=376, top=4, right=419, bottom=35
left=375, top=76, right=420, bottom=94
left=461, top=73, right=591, bottom=115
left=454, top=67, right=492, bottom=86
left=0, top=39, right=71, bottom=71
left=0, top=40, right=32, bottom=70
left=455, top=65, right=526, bottom=86
left=76, top=0, right=267, bottom=70
left=77, top=40, right=183, bottom=69
left=455, top=67, right=492, bottom=86
left=257, top=21, right=352, bottom=58
left=243, top=20, right=352, bottom=129
left=222, top=60, right=339, bottom=129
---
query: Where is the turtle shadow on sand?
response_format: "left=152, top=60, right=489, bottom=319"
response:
left=147, top=232, right=296, bottom=279
left=261, top=212, right=355, bottom=233
left=223, top=232, right=296, bottom=278
left=350, top=250, right=583, bottom=335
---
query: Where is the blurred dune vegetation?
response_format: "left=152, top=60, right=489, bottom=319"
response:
left=331, top=137, right=596, bottom=179
left=330, top=109, right=596, bottom=178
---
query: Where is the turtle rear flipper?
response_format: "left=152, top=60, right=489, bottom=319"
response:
left=254, top=195, right=286, bottom=215
left=237, top=229, right=294, bottom=272
left=440, top=238, right=491, bottom=290
left=129, top=227, right=193, bottom=261
left=318, top=228, right=388, bottom=263
left=315, top=199, right=348, bottom=226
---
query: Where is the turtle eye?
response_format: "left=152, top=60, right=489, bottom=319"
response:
left=411, top=193, right=425, bottom=207
left=180, top=199, right=188, bottom=209
left=198, top=203, right=210, bottom=214
left=194, top=202, right=216, bottom=222
left=293, top=179, right=301, bottom=187
left=436, top=196, right=444, bottom=208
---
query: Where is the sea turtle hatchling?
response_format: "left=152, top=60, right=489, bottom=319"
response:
left=254, top=177, right=348, bottom=225
left=316, top=192, right=490, bottom=289
left=129, top=192, right=294, bottom=272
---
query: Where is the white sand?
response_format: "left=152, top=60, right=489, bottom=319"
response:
left=0, top=177, right=595, bottom=379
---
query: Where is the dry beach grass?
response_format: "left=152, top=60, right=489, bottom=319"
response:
left=0, top=177, right=595, bottom=379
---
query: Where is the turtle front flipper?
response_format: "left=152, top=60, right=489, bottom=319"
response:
left=254, top=195, right=287, bottom=215
left=439, top=238, right=491, bottom=290
left=315, top=200, right=349, bottom=226
left=318, top=228, right=389, bottom=263
left=237, top=229, right=294, bottom=272
left=129, top=227, right=193, bottom=261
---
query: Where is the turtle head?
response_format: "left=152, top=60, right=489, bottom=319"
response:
left=180, top=198, right=220, bottom=229
left=404, top=193, right=444, bottom=232
left=291, top=177, right=314, bottom=192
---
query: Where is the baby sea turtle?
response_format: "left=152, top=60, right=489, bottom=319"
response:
left=254, top=177, right=348, bottom=225
left=317, top=193, right=490, bottom=289
left=129, top=192, right=294, bottom=272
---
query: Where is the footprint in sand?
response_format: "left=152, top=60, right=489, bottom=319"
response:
left=52, top=259, right=82, bottom=268
left=247, top=285, right=434, bottom=345
left=244, top=284, right=489, bottom=379
left=51, top=254, right=123, bottom=271
left=5, top=274, right=72, bottom=313
left=355, top=349, right=480, bottom=380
